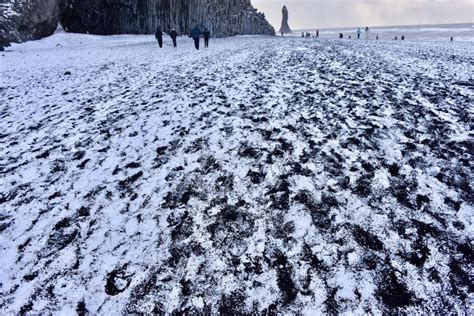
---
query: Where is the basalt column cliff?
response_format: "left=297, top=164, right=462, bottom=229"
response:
left=0, top=0, right=274, bottom=48
left=59, top=0, right=275, bottom=37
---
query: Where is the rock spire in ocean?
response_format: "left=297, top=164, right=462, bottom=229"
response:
left=279, top=5, right=292, bottom=34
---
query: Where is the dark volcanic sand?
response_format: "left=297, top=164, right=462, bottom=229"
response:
left=0, top=35, right=473, bottom=313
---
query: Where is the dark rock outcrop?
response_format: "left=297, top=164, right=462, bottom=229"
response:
left=59, top=0, right=274, bottom=37
left=0, top=0, right=274, bottom=47
left=279, top=5, right=292, bottom=34
left=0, top=0, right=59, bottom=48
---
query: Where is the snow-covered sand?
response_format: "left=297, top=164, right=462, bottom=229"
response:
left=299, top=23, right=474, bottom=42
left=0, top=33, right=473, bottom=314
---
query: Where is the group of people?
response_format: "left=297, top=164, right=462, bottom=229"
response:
left=298, top=27, right=375, bottom=40
left=154, top=25, right=456, bottom=48
left=338, top=27, right=374, bottom=40
left=154, top=26, right=211, bottom=50
left=356, top=27, right=370, bottom=39
left=298, top=29, right=320, bottom=39
left=337, top=27, right=408, bottom=41
left=301, top=27, right=454, bottom=42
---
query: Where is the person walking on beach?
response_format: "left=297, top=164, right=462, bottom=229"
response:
left=191, top=26, right=202, bottom=50
left=155, top=27, right=163, bottom=48
left=357, top=28, right=362, bottom=39
left=365, top=27, right=370, bottom=40
left=170, top=29, right=178, bottom=47
left=203, top=28, right=210, bottom=48
left=401, top=35, right=405, bottom=41
left=316, top=29, right=319, bottom=38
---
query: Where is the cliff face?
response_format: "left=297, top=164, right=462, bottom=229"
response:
left=0, top=0, right=58, bottom=48
left=59, top=0, right=274, bottom=37
left=0, top=0, right=274, bottom=48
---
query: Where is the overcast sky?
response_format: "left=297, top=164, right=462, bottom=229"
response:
left=252, top=0, right=474, bottom=29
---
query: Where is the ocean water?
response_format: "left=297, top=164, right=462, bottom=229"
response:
left=295, top=23, right=474, bottom=42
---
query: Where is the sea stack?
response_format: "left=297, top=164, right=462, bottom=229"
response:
left=279, top=5, right=292, bottom=34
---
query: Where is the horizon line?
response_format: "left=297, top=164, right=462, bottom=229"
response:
left=287, top=21, right=473, bottom=31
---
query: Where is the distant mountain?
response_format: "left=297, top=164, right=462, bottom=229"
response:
left=0, top=0, right=274, bottom=49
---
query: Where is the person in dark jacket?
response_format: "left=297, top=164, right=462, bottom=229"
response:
left=170, top=29, right=178, bottom=47
left=203, top=28, right=210, bottom=48
left=0, top=36, right=7, bottom=51
left=155, top=27, right=163, bottom=48
left=190, top=26, right=202, bottom=50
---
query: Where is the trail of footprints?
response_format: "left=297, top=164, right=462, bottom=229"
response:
left=0, top=38, right=472, bottom=313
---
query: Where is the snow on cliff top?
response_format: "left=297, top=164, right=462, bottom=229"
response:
left=0, top=1, right=20, bottom=22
